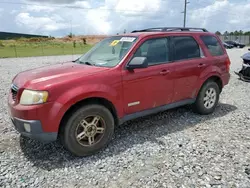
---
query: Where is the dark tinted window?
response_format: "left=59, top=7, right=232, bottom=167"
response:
left=173, top=36, right=201, bottom=61
left=134, top=38, right=169, bottom=65
left=201, top=36, right=224, bottom=56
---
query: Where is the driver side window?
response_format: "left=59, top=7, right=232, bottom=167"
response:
left=134, top=37, right=170, bottom=66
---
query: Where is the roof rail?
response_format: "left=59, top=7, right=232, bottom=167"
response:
left=131, top=27, right=208, bottom=33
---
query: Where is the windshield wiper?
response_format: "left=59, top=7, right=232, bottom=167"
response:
left=72, top=58, right=79, bottom=63
left=78, top=60, right=95, bottom=66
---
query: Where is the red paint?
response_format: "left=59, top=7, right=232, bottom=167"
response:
left=8, top=31, right=230, bottom=133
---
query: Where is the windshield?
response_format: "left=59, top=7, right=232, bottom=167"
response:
left=76, top=36, right=138, bottom=67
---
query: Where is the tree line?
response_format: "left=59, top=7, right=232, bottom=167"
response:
left=215, top=30, right=250, bottom=36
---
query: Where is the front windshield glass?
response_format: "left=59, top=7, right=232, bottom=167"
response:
left=76, top=36, right=138, bottom=67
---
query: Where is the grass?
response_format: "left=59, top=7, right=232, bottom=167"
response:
left=0, top=40, right=93, bottom=58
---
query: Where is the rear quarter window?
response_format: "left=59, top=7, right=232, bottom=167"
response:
left=200, top=35, right=224, bottom=56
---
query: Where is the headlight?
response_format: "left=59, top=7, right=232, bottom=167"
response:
left=20, top=89, right=48, bottom=105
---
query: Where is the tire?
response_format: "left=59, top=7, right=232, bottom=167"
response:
left=193, top=81, right=220, bottom=115
left=60, top=104, right=114, bottom=157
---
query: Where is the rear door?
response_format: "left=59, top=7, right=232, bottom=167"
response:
left=171, top=36, right=209, bottom=102
left=122, top=36, right=175, bottom=115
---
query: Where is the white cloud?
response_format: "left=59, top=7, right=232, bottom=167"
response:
left=114, top=0, right=161, bottom=16
left=85, top=7, right=111, bottom=34
left=80, top=0, right=164, bottom=34
left=27, top=0, right=87, bottom=4
left=23, top=0, right=90, bottom=12
left=15, top=12, right=71, bottom=32
left=0, top=8, right=3, bottom=17
left=10, top=10, right=18, bottom=15
left=189, top=0, right=250, bottom=32
left=25, top=5, right=56, bottom=12
left=70, top=1, right=91, bottom=8
left=1, top=0, right=248, bottom=36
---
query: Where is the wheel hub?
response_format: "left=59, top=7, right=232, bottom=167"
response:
left=85, top=125, right=97, bottom=137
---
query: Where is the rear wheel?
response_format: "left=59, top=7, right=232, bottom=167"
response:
left=193, top=81, right=220, bottom=115
left=60, top=104, right=114, bottom=156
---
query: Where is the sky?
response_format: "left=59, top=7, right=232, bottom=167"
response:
left=0, top=0, right=249, bottom=37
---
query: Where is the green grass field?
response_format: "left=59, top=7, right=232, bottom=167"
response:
left=0, top=41, right=93, bottom=58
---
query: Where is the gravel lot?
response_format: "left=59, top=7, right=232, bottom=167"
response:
left=0, top=49, right=250, bottom=188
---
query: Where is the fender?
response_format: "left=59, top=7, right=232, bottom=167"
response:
left=52, top=83, right=123, bottom=130
left=195, top=65, right=223, bottom=97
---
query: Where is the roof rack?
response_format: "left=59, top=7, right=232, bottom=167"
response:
left=131, top=27, right=208, bottom=33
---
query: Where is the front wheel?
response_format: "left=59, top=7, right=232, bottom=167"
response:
left=60, top=104, right=114, bottom=157
left=193, top=81, right=220, bottom=115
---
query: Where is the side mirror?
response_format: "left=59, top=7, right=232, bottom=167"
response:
left=126, top=57, right=148, bottom=70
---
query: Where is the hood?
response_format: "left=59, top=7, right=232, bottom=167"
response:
left=242, top=52, right=250, bottom=61
left=13, top=62, right=109, bottom=89
left=235, top=41, right=245, bottom=45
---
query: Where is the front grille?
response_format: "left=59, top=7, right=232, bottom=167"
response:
left=11, top=84, right=19, bottom=101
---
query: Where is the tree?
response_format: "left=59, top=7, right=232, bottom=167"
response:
left=68, top=32, right=74, bottom=38
left=233, top=30, right=240, bottom=36
left=244, top=31, right=250, bottom=35
left=223, top=31, right=229, bottom=36
left=215, top=31, right=221, bottom=35
left=123, top=29, right=126, bottom=34
left=0, top=40, right=4, bottom=47
left=82, top=38, right=86, bottom=45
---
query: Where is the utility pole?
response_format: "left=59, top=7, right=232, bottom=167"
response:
left=181, top=0, right=190, bottom=28
left=70, top=19, right=72, bottom=36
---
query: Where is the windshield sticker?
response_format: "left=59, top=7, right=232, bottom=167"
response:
left=109, top=40, right=120, bottom=46
left=120, top=37, right=136, bottom=42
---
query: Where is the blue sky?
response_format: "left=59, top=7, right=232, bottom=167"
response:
left=0, top=0, right=249, bottom=37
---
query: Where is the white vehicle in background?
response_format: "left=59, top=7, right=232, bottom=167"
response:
left=235, top=49, right=250, bottom=82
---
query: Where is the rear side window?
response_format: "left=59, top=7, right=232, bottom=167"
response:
left=173, top=36, right=201, bottom=61
left=200, top=35, right=224, bottom=56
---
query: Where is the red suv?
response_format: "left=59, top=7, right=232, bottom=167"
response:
left=8, top=27, right=230, bottom=156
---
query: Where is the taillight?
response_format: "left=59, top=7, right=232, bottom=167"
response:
left=225, top=57, right=231, bottom=72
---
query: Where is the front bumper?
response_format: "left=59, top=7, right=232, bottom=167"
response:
left=234, top=63, right=250, bottom=82
left=237, top=73, right=250, bottom=82
left=11, top=117, right=57, bottom=143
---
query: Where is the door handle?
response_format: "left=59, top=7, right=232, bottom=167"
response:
left=198, top=63, right=206, bottom=68
left=160, top=70, right=170, bottom=75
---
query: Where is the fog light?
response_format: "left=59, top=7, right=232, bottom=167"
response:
left=24, top=123, right=31, bottom=132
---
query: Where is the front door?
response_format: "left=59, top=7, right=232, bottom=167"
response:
left=122, top=37, right=175, bottom=115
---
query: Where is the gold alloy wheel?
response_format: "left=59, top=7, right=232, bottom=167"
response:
left=75, top=115, right=105, bottom=146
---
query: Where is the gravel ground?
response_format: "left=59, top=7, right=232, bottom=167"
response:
left=0, top=49, right=250, bottom=188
